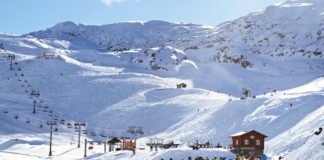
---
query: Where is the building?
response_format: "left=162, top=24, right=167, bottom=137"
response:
left=230, top=130, right=267, bottom=157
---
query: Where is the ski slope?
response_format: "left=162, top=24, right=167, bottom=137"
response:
left=0, top=0, right=324, bottom=159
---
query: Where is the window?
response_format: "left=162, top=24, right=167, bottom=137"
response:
left=256, top=140, right=261, bottom=145
left=250, top=135, right=255, bottom=139
left=236, top=139, right=239, bottom=145
left=244, top=140, right=249, bottom=145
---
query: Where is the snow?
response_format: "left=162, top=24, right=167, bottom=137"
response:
left=230, top=132, right=247, bottom=137
left=0, top=0, right=324, bottom=159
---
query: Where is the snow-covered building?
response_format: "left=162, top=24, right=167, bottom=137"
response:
left=230, top=130, right=267, bottom=157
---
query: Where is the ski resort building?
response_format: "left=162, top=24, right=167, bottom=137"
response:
left=230, top=130, right=267, bottom=157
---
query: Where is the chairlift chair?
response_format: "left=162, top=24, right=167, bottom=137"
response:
left=25, top=118, right=31, bottom=124
left=60, top=119, right=65, bottom=124
left=39, top=123, right=43, bottom=128
left=100, top=132, right=107, bottom=138
left=14, top=114, right=19, bottom=119
left=67, top=122, right=72, bottom=128
left=90, top=130, right=97, bottom=136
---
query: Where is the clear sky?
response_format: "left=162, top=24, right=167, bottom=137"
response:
left=0, top=0, right=285, bottom=35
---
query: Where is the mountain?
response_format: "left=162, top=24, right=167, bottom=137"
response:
left=0, top=0, right=324, bottom=159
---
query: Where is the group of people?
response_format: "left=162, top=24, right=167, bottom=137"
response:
left=235, top=154, right=268, bottom=160
left=161, top=157, right=228, bottom=160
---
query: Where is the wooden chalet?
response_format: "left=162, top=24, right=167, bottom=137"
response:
left=230, top=130, right=267, bottom=157
left=121, top=138, right=136, bottom=150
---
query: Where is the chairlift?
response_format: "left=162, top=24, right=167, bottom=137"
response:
left=100, top=132, right=107, bottom=138
left=39, top=123, right=43, bottom=128
left=25, top=89, right=29, bottom=93
left=17, top=68, right=21, bottom=71
left=21, top=73, right=24, bottom=77
left=90, top=130, right=97, bottom=136
left=67, top=122, right=72, bottom=128
left=48, top=113, right=53, bottom=117
left=14, top=114, right=19, bottom=119
left=44, top=105, right=49, bottom=109
left=54, top=117, right=59, bottom=121
left=59, top=119, right=65, bottom=124
left=3, top=109, right=8, bottom=114
left=82, top=129, right=88, bottom=135
left=43, top=108, right=48, bottom=112
left=25, top=118, right=31, bottom=124
left=17, top=79, right=21, bottom=82
left=54, top=127, right=58, bottom=132
left=14, top=62, right=18, bottom=65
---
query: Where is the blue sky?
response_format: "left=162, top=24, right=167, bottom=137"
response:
left=0, top=0, right=284, bottom=35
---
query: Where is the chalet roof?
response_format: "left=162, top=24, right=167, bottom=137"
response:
left=108, top=137, right=121, bottom=144
left=230, top=130, right=267, bottom=138
left=230, top=131, right=247, bottom=137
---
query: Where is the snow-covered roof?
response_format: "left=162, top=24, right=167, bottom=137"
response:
left=230, top=130, right=268, bottom=137
left=230, top=131, right=248, bottom=137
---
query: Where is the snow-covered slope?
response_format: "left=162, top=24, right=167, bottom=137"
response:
left=0, top=0, right=324, bottom=159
